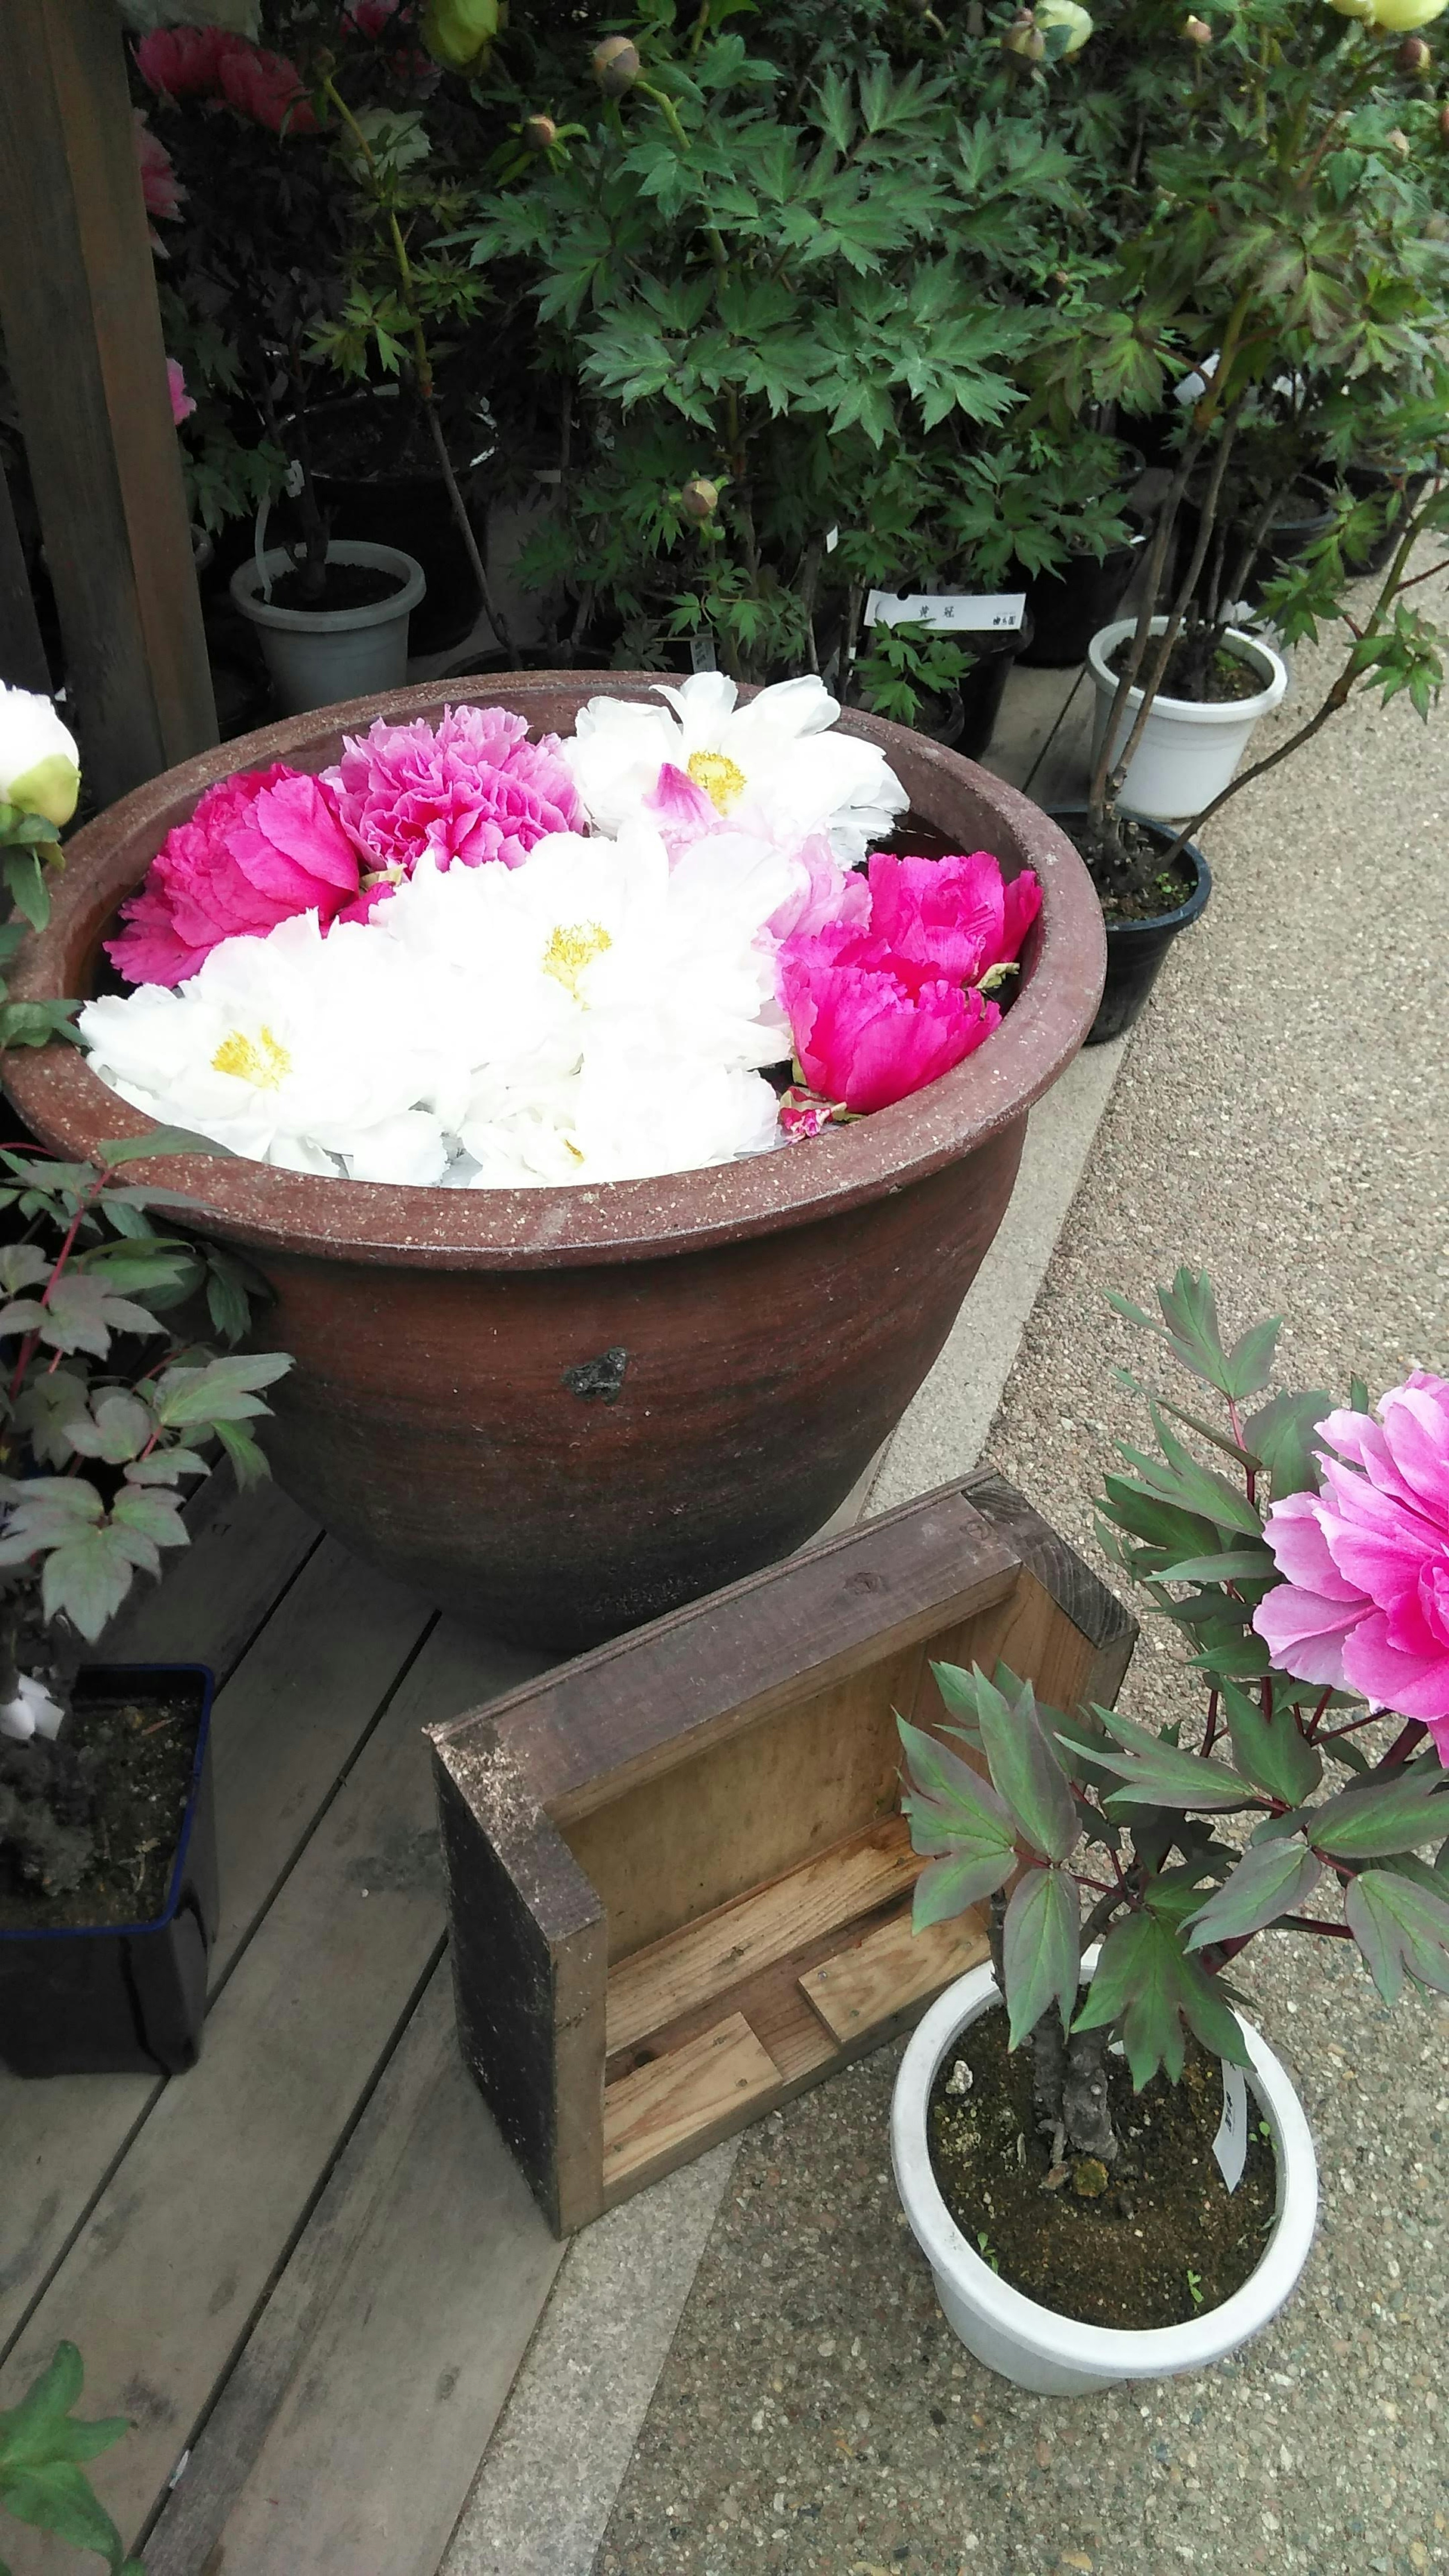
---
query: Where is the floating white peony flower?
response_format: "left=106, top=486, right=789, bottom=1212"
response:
left=79, top=912, right=455, bottom=1184
left=563, top=673, right=909, bottom=867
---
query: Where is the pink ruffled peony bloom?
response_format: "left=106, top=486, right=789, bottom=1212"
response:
left=324, top=705, right=584, bottom=887
left=135, top=111, right=186, bottom=241
left=135, top=24, right=246, bottom=96
left=216, top=44, right=318, bottom=134
left=1252, top=1373, right=1449, bottom=1757
left=107, top=766, right=360, bottom=986
left=166, top=359, right=195, bottom=427
left=780, top=929, right=1001, bottom=1117
left=863, top=850, right=1041, bottom=996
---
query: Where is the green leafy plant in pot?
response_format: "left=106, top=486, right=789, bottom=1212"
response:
left=460, top=5, right=1086, bottom=681
left=1027, top=0, right=1449, bottom=1032
left=892, top=1267, right=1449, bottom=2387
left=0, top=718, right=292, bottom=2076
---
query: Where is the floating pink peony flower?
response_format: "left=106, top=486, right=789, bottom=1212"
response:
left=780, top=929, right=1001, bottom=1117
left=1253, top=1372, right=1449, bottom=1758
left=324, top=705, right=584, bottom=887
left=216, top=43, right=318, bottom=134
left=107, top=766, right=361, bottom=986
left=135, top=24, right=246, bottom=96
left=862, top=850, right=1041, bottom=996
left=166, top=359, right=195, bottom=427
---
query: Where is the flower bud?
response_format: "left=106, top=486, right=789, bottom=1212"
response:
left=592, top=34, right=641, bottom=93
left=421, top=0, right=502, bottom=72
left=1037, top=0, right=1094, bottom=48
left=681, top=477, right=719, bottom=521
left=0, top=685, right=80, bottom=830
left=1367, top=0, right=1447, bottom=28
left=1388, top=122, right=1411, bottom=148
left=1003, top=11, right=1046, bottom=58
left=1397, top=29, right=1432, bottom=61
left=1182, top=12, right=1213, bottom=39
left=522, top=111, right=558, bottom=148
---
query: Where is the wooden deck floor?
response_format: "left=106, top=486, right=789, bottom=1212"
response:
left=0, top=1472, right=570, bottom=2576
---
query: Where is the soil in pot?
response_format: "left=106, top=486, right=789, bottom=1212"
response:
left=1107, top=629, right=1261, bottom=705
left=266, top=559, right=409, bottom=615
left=927, top=2007, right=1276, bottom=2330
left=1059, top=809, right=1194, bottom=925
left=0, top=1679, right=201, bottom=1929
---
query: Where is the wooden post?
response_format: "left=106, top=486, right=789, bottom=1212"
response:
left=0, top=466, right=52, bottom=695
left=0, top=0, right=217, bottom=804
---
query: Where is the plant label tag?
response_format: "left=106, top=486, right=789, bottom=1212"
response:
left=825, top=526, right=840, bottom=554
left=689, top=635, right=718, bottom=673
left=1212, top=2059, right=1250, bottom=2193
left=865, top=590, right=1026, bottom=635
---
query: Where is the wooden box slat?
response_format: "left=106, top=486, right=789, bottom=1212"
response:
left=430, top=1470, right=1135, bottom=2237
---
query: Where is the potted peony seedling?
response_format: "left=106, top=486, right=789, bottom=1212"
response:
left=1, top=2341, right=144, bottom=2573
left=892, top=1268, right=1449, bottom=2391
left=5, top=671, right=1103, bottom=1647
left=0, top=724, right=292, bottom=2077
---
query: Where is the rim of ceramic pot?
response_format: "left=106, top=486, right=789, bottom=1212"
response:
left=891, top=1959, right=1319, bottom=2380
left=4, top=673, right=1106, bottom=1273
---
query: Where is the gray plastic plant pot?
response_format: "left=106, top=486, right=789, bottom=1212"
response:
left=890, top=1952, right=1318, bottom=2394
left=231, top=540, right=427, bottom=716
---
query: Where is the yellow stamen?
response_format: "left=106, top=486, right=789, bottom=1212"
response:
left=211, top=1024, right=293, bottom=1089
left=541, top=920, right=612, bottom=1001
left=686, top=748, right=747, bottom=814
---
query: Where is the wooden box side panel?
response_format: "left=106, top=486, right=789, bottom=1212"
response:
left=432, top=1752, right=609, bottom=2234
left=562, top=1640, right=924, bottom=1964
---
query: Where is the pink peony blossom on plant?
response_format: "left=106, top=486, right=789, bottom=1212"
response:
left=1252, top=1372, right=1449, bottom=1756
left=863, top=850, right=1041, bottom=997
left=216, top=44, right=318, bottom=134
left=166, top=359, right=195, bottom=427
left=134, top=24, right=246, bottom=96
left=780, top=931, right=1001, bottom=1117
left=324, top=705, right=584, bottom=886
left=107, top=766, right=361, bottom=986
left=135, top=111, right=185, bottom=241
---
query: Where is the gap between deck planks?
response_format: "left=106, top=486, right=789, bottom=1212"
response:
left=0, top=1481, right=549, bottom=2569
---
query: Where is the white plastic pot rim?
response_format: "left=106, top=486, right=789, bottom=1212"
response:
left=1086, top=618, right=1288, bottom=728
left=230, top=541, right=427, bottom=635
left=891, top=1956, right=1318, bottom=2381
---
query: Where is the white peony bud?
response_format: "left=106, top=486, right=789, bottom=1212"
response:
left=0, top=684, right=80, bottom=829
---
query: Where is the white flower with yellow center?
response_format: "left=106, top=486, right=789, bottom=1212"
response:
left=79, top=912, right=453, bottom=1184
left=563, top=672, right=908, bottom=867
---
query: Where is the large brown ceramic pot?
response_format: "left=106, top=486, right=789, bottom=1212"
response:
left=4, top=677, right=1104, bottom=1649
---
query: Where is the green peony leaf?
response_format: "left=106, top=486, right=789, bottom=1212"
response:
left=971, top=1666, right=1077, bottom=1863
left=1344, top=1866, right=1449, bottom=2005
left=1002, top=1864, right=1080, bottom=2048
left=1183, top=1837, right=1324, bottom=1950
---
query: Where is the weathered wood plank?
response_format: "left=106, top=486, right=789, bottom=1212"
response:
left=0, top=1484, right=321, bottom=2358
left=0, top=0, right=216, bottom=801
left=145, top=1965, right=565, bottom=2576
left=801, top=1906, right=990, bottom=2044
left=604, top=1817, right=922, bottom=2056
left=101, top=1471, right=320, bottom=1674
left=602, top=2015, right=780, bottom=2197
left=0, top=1619, right=541, bottom=2565
left=195, top=1984, right=563, bottom=2576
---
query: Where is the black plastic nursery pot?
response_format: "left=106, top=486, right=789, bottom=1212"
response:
left=1050, top=808, right=1212, bottom=1045
left=1019, top=526, right=1149, bottom=671
left=0, top=1664, right=218, bottom=2078
left=957, top=615, right=1033, bottom=759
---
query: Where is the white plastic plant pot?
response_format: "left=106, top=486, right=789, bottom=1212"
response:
left=890, top=1954, right=1318, bottom=2395
left=230, top=541, right=427, bottom=717
left=1086, top=617, right=1289, bottom=823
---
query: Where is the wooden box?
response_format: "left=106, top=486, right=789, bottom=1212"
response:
left=428, top=1470, right=1135, bottom=2237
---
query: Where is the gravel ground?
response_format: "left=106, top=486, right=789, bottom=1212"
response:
left=594, top=568, right=1449, bottom=2576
